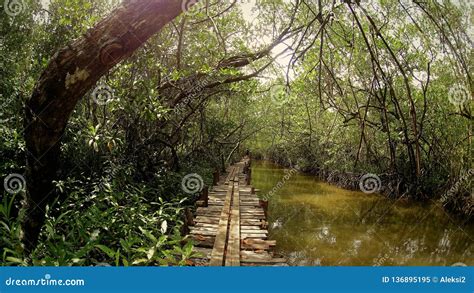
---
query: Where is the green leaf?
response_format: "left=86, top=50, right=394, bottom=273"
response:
left=146, top=247, right=155, bottom=260
left=95, top=244, right=115, bottom=258
left=160, top=220, right=168, bottom=234
left=6, top=257, right=24, bottom=264
left=131, top=258, right=148, bottom=265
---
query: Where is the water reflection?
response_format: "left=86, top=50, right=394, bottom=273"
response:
left=252, top=161, right=474, bottom=266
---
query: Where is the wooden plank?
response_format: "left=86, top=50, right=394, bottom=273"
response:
left=208, top=193, right=227, bottom=197
left=241, top=250, right=272, bottom=260
left=241, top=234, right=268, bottom=239
left=240, top=208, right=264, bottom=212
left=240, top=207, right=263, bottom=211
left=241, top=229, right=268, bottom=234
left=241, top=213, right=265, bottom=217
left=196, top=210, right=221, bottom=216
left=240, top=258, right=287, bottom=264
left=242, top=239, right=276, bottom=246
left=209, top=183, right=233, bottom=266
left=190, top=235, right=215, bottom=248
left=240, top=219, right=264, bottom=225
left=241, top=242, right=270, bottom=250
left=190, top=227, right=218, bottom=233
left=224, top=167, right=236, bottom=185
left=241, top=210, right=265, bottom=214
left=225, top=180, right=240, bottom=266
left=233, top=166, right=240, bottom=182
left=194, top=223, right=219, bottom=228
left=240, top=226, right=261, bottom=230
left=190, top=230, right=217, bottom=237
left=190, top=159, right=287, bottom=266
left=197, top=206, right=222, bottom=212
left=195, top=216, right=220, bottom=224
left=241, top=262, right=289, bottom=267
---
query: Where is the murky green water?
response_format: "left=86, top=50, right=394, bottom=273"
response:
left=251, top=160, right=473, bottom=266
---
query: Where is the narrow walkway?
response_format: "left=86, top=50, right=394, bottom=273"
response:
left=190, top=158, right=287, bottom=266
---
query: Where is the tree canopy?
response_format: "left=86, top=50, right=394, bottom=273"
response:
left=0, top=0, right=472, bottom=266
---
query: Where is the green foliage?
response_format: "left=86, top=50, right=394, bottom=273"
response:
left=1, top=175, right=200, bottom=266
left=0, top=0, right=472, bottom=267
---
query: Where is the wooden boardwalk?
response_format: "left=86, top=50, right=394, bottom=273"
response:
left=189, top=158, right=287, bottom=266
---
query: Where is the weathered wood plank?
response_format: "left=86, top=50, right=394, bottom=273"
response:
left=224, top=166, right=236, bottom=185
left=240, top=225, right=262, bottom=230
left=190, top=230, right=218, bottom=236
left=195, top=216, right=220, bottom=224
left=190, top=158, right=286, bottom=266
left=241, top=229, right=268, bottom=234
left=241, top=262, right=289, bottom=267
left=241, top=250, right=272, bottom=260
left=240, top=258, right=287, bottom=264
left=191, top=235, right=215, bottom=248
left=225, top=180, right=240, bottom=266
left=197, top=206, right=222, bottom=212
left=209, top=183, right=233, bottom=266
left=241, top=233, right=268, bottom=239
left=194, top=223, right=219, bottom=228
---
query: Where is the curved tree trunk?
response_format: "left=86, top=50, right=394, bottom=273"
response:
left=22, top=0, right=194, bottom=251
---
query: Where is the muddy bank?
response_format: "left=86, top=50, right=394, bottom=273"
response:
left=259, top=154, right=400, bottom=197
